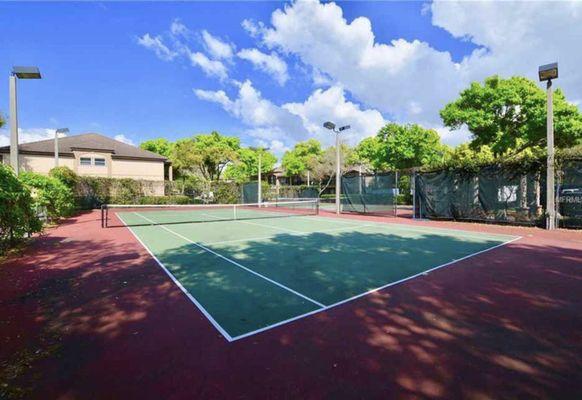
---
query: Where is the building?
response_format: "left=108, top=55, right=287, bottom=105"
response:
left=0, top=133, right=171, bottom=194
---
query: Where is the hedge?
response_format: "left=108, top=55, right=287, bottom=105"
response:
left=0, top=165, right=43, bottom=253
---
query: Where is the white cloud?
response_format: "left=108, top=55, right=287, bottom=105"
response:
left=114, top=134, right=134, bottom=146
left=170, top=19, right=191, bottom=38
left=195, top=80, right=386, bottom=152
left=188, top=52, right=229, bottom=81
left=0, top=128, right=65, bottom=147
left=137, top=33, right=178, bottom=61
left=193, top=89, right=232, bottom=108
left=251, top=0, right=582, bottom=146
left=283, top=86, right=386, bottom=145
left=201, top=30, right=234, bottom=60
left=241, top=19, right=265, bottom=38
left=237, top=48, right=289, bottom=85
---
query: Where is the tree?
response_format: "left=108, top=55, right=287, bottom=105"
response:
left=224, top=147, right=277, bottom=183
left=350, top=136, right=388, bottom=171
left=140, top=138, right=174, bottom=158
left=439, top=143, right=495, bottom=169
left=172, top=131, right=240, bottom=181
left=440, top=75, right=582, bottom=156
left=281, top=139, right=323, bottom=177
left=0, top=111, right=5, bottom=129
left=376, top=123, right=447, bottom=169
left=309, top=144, right=354, bottom=192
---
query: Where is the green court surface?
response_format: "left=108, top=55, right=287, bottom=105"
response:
left=118, top=210, right=519, bottom=341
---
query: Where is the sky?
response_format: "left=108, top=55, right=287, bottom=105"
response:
left=1, top=0, right=581, bottom=156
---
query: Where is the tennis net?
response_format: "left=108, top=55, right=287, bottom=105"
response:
left=101, top=199, right=319, bottom=228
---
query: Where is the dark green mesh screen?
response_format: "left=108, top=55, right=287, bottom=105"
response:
left=559, top=159, right=582, bottom=228
left=415, top=165, right=544, bottom=225
left=341, top=173, right=397, bottom=216
left=242, top=182, right=258, bottom=203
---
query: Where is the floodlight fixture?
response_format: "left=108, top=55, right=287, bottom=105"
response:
left=56, top=128, right=69, bottom=135
left=12, top=66, right=42, bottom=80
left=538, top=62, right=558, bottom=82
left=338, top=125, right=351, bottom=132
left=10, top=66, right=42, bottom=175
left=323, top=121, right=336, bottom=130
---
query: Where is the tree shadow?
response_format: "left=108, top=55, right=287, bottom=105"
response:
left=0, top=210, right=580, bottom=399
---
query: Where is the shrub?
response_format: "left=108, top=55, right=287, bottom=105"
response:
left=210, top=181, right=240, bottom=204
left=0, top=165, right=42, bottom=253
left=20, top=172, right=75, bottom=221
left=49, top=166, right=79, bottom=189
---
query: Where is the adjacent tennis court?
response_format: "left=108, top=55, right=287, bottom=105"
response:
left=104, top=201, right=520, bottom=341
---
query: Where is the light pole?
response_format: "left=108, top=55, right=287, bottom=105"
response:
left=10, top=66, right=42, bottom=175
left=323, top=121, right=351, bottom=214
left=54, top=128, right=69, bottom=168
left=250, top=146, right=270, bottom=204
left=538, top=62, right=558, bottom=230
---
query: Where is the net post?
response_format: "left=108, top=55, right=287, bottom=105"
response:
left=394, top=170, right=399, bottom=217
left=412, top=169, right=416, bottom=220
left=316, top=198, right=320, bottom=215
left=101, top=204, right=106, bottom=228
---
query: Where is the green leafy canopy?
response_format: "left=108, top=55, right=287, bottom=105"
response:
left=440, top=75, right=582, bottom=156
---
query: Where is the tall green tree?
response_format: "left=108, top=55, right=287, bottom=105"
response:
left=140, top=138, right=174, bottom=158
left=440, top=75, right=582, bottom=156
left=350, top=136, right=388, bottom=171
left=224, top=147, right=277, bottom=183
left=375, top=123, right=447, bottom=169
left=172, top=131, right=240, bottom=181
left=281, top=139, right=323, bottom=177
left=0, top=111, right=5, bottom=129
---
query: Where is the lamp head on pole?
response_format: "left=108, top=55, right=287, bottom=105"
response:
left=538, top=62, right=558, bottom=82
left=12, top=66, right=42, bottom=80
left=55, top=128, right=69, bottom=136
left=338, top=125, right=351, bottom=132
left=323, top=121, right=336, bottom=131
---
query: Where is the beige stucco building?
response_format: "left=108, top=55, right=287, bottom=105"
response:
left=0, top=133, right=171, bottom=195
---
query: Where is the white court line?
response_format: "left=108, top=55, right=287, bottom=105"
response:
left=134, top=212, right=325, bottom=309
left=203, top=224, right=374, bottom=246
left=117, top=213, right=234, bottom=342
left=229, top=235, right=523, bottom=341
left=201, top=212, right=304, bottom=234
left=122, top=211, right=522, bottom=342
left=302, top=214, right=518, bottom=241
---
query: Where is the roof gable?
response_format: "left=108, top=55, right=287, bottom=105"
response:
left=0, top=133, right=168, bottom=161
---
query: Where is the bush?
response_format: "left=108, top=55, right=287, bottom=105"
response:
left=49, top=166, right=79, bottom=189
left=137, top=195, right=197, bottom=205
left=210, top=181, right=240, bottom=204
left=0, top=165, right=42, bottom=253
left=20, top=172, right=75, bottom=221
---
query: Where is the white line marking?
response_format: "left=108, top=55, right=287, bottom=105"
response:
left=122, top=211, right=522, bottom=342
left=134, top=212, right=325, bottom=309
left=117, top=213, right=234, bottom=342
left=201, top=212, right=305, bottom=234
left=308, top=214, right=518, bottom=241
left=229, top=235, right=522, bottom=341
left=203, top=224, right=373, bottom=246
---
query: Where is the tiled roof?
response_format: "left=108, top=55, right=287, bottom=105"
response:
left=0, top=133, right=167, bottom=161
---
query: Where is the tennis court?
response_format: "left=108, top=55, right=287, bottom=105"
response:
left=104, top=200, right=520, bottom=341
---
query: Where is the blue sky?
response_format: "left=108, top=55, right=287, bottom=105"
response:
left=1, top=1, right=580, bottom=154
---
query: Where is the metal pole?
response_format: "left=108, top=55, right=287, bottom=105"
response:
left=258, top=151, right=262, bottom=205
left=9, top=75, right=19, bottom=175
left=335, top=130, right=340, bottom=214
left=546, top=79, right=556, bottom=230
left=54, top=130, right=59, bottom=167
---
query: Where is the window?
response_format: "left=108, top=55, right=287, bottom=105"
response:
left=94, top=158, right=106, bottom=166
left=80, top=157, right=91, bottom=166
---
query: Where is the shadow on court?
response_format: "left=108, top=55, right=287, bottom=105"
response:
left=0, top=210, right=580, bottom=399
